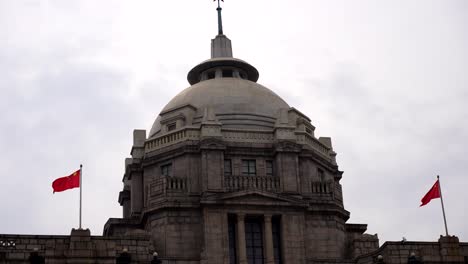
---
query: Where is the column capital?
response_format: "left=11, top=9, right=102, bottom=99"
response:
left=264, top=214, right=273, bottom=221
left=237, top=212, right=246, bottom=220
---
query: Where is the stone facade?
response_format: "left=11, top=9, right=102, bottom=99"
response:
left=1, top=14, right=467, bottom=264
left=0, top=229, right=153, bottom=263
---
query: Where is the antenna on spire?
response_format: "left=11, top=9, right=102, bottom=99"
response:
left=214, top=0, right=224, bottom=35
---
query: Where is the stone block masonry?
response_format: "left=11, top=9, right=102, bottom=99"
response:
left=355, top=235, right=468, bottom=264
left=0, top=228, right=153, bottom=263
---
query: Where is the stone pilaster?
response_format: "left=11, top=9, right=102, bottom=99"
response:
left=131, top=129, right=146, bottom=160
left=274, top=108, right=296, bottom=141
left=129, top=170, right=143, bottom=216
left=275, top=141, right=301, bottom=194
left=201, top=106, right=222, bottom=138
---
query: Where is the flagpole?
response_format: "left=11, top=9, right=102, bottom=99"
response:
left=79, top=164, right=83, bottom=230
left=437, top=175, right=449, bottom=236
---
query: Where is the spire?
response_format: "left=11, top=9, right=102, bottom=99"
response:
left=211, top=0, right=232, bottom=58
left=215, top=0, right=224, bottom=35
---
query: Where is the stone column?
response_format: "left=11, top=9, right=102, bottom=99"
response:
left=236, top=213, right=248, bottom=264
left=264, top=214, right=275, bottom=264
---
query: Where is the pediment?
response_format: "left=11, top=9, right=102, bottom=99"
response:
left=201, top=190, right=307, bottom=208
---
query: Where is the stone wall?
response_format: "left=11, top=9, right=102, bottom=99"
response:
left=305, top=214, right=347, bottom=260
left=355, top=236, right=468, bottom=264
left=0, top=229, right=153, bottom=264
left=282, top=213, right=306, bottom=264
left=145, top=210, right=203, bottom=262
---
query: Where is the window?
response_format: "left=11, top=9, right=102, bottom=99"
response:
left=317, top=168, right=324, bottom=181
left=167, top=122, right=176, bottom=131
left=228, top=216, right=237, bottom=264
left=242, top=160, right=256, bottom=176
left=245, top=218, right=264, bottom=264
left=222, top=69, right=233, bottom=78
left=161, top=164, right=172, bottom=177
left=207, top=71, right=215, bottom=79
left=266, top=161, right=274, bottom=177
left=272, top=217, right=282, bottom=264
left=224, top=159, right=232, bottom=176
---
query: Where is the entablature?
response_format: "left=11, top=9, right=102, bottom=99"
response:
left=201, top=190, right=308, bottom=209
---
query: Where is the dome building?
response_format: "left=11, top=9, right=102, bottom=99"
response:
left=104, top=6, right=376, bottom=264
left=1, top=3, right=466, bottom=264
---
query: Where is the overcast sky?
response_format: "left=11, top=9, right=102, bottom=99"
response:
left=0, top=0, right=467, bottom=244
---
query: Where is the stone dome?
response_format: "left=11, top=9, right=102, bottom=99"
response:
left=149, top=77, right=289, bottom=137
left=148, top=34, right=291, bottom=138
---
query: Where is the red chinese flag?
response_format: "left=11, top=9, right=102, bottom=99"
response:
left=420, top=180, right=441, bottom=207
left=52, top=169, right=80, bottom=193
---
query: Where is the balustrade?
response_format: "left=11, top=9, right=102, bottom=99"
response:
left=296, top=132, right=330, bottom=158
left=310, top=181, right=333, bottom=194
left=145, top=128, right=200, bottom=152
left=225, top=175, right=280, bottom=191
left=149, top=177, right=188, bottom=197
left=165, top=177, right=187, bottom=191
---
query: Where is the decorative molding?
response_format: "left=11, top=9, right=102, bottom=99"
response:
left=159, top=103, right=197, bottom=116
left=160, top=113, right=186, bottom=125
left=222, top=129, right=274, bottom=143
left=199, top=137, right=226, bottom=150
left=0, top=240, right=16, bottom=248
left=274, top=140, right=302, bottom=153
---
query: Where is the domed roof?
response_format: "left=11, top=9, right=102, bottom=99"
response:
left=149, top=78, right=289, bottom=137
left=149, top=29, right=291, bottom=138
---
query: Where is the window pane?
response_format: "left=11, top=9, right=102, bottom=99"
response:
left=318, top=168, right=324, bottom=181
left=249, top=161, right=255, bottom=173
left=161, top=164, right=172, bottom=177
left=245, top=219, right=263, bottom=264
left=207, top=71, right=215, bottom=79
left=167, top=123, right=176, bottom=131
left=242, top=160, right=257, bottom=176
left=224, top=160, right=232, bottom=176
left=266, top=161, right=273, bottom=176
left=228, top=217, right=237, bottom=264
left=223, top=69, right=233, bottom=77
left=272, top=218, right=282, bottom=264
